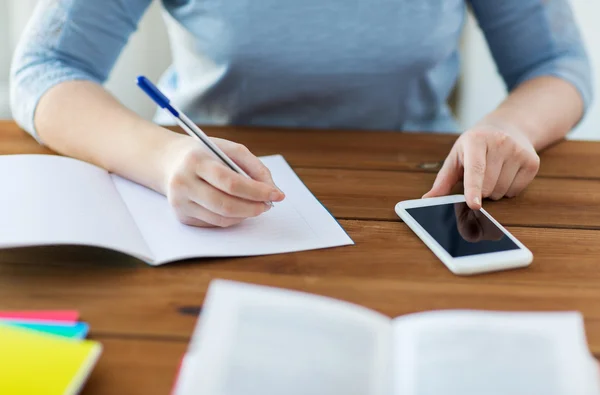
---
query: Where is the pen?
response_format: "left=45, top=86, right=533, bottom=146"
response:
left=136, top=75, right=274, bottom=207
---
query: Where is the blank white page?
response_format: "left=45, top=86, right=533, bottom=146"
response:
left=0, top=155, right=152, bottom=260
left=392, top=310, right=600, bottom=395
left=174, top=280, right=392, bottom=395
left=111, top=155, right=353, bottom=264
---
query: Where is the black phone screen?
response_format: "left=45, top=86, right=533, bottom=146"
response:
left=406, top=202, right=520, bottom=258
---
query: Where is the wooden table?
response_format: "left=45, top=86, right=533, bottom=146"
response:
left=1, top=120, right=600, bottom=394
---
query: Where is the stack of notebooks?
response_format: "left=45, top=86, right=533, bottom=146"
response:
left=0, top=310, right=102, bottom=395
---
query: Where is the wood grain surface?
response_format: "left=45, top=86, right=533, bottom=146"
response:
left=1, top=120, right=599, bottom=394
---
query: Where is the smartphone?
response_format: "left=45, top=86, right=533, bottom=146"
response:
left=395, top=194, right=533, bottom=275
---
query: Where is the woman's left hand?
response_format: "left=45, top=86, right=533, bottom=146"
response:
left=423, top=123, right=540, bottom=210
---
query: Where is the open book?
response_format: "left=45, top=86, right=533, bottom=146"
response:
left=0, top=155, right=352, bottom=265
left=174, top=280, right=600, bottom=395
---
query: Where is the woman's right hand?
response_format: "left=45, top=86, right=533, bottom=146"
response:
left=160, top=134, right=285, bottom=227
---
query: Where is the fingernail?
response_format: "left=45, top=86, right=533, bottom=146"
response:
left=474, top=197, right=481, bottom=206
left=264, top=202, right=272, bottom=211
left=270, top=191, right=284, bottom=201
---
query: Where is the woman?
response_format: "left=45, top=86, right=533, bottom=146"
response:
left=10, top=0, right=592, bottom=227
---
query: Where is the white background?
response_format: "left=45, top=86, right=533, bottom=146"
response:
left=0, top=0, right=598, bottom=140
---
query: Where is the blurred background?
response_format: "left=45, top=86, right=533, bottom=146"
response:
left=0, top=0, right=598, bottom=139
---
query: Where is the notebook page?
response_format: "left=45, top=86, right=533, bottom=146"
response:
left=0, top=155, right=151, bottom=260
left=174, top=280, right=392, bottom=395
left=111, top=155, right=353, bottom=264
left=392, top=311, right=600, bottom=395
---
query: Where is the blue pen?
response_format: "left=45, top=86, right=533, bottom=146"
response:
left=137, top=76, right=274, bottom=207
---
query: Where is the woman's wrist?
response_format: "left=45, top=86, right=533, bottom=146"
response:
left=155, top=131, right=191, bottom=195
left=475, top=76, right=585, bottom=152
left=471, top=114, right=539, bottom=151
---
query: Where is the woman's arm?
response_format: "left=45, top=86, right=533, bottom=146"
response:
left=477, top=75, right=584, bottom=152
left=425, top=0, right=592, bottom=209
left=10, top=0, right=283, bottom=227
left=11, top=0, right=170, bottom=190
left=35, top=80, right=176, bottom=194
left=466, top=0, right=592, bottom=150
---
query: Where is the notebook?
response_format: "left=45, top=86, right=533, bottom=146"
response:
left=0, top=310, right=88, bottom=338
left=0, top=154, right=353, bottom=265
left=173, top=280, right=600, bottom=395
left=0, top=310, right=79, bottom=322
left=0, top=324, right=102, bottom=395
left=5, top=321, right=89, bottom=339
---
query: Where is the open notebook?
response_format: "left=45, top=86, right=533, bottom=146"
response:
left=174, top=280, right=600, bottom=395
left=0, top=154, right=352, bottom=265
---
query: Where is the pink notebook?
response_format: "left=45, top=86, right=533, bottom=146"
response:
left=0, top=311, right=79, bottom=323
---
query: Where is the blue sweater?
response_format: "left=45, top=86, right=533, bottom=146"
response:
left=10, top=0, right=593, bottom=138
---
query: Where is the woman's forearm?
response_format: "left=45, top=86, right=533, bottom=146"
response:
left=474, top=76, right=585, bottom=152
left=426, top=75, right=585, bottom=206
left=32, top=80, right=282, bottom=228
left=34, top=80, right=178, bottom=194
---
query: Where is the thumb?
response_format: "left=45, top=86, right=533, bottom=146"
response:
left=423, top=153, right=462, bottom=199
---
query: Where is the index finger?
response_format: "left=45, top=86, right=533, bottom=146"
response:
left=462, top=137, right=487, bottom=210
left=214, top=139, right=285, bottom=200
left=199, top=161, right=279, bottom=203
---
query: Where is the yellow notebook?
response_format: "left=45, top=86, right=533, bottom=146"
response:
left=0, top=324, right=102, bottom=395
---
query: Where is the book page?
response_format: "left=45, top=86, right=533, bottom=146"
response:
left=174, top=280, right=392, bottom=395
left=392, top=311, right=600, bottom=395
left=111, top=155, right=353, bottom=264
left=0, top=155, right=151, bottom=261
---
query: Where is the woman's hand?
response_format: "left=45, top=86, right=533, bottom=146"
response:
left=423, top=123, right=540, bottom=210
left=161, top=134, right=285, bottom=227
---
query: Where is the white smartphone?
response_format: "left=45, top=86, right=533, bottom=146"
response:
left=395, top=194, right=533, bottom=275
